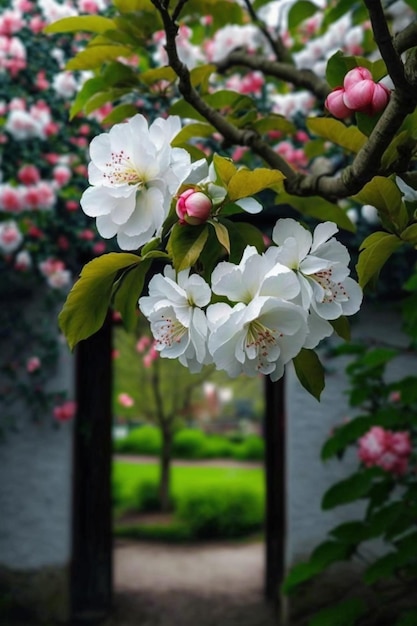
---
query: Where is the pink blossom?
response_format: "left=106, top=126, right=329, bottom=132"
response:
left=29, top=16, right=46, bottom=34
left=53, top=164, right=72, bottom=187
left=93, top=241, right=106, bottom=255
left=65, top=200, right=79, bottom=211
left=0, top=220, right=23, bottom=253
left=0, top=184, right=23, bottom=212
left=343, top=77, right=390, bottom=116
left=143, top=346, right=159, bottom=368
left=118, top=392, right=134, bottom=408
left=112, top=349, right=120, bottom=360
left=136, top=335, right=151, bottom=353
left=343, top=66, right=373, bottom=90
left=358, top=426, right=412, bottom=475
left=53, top=401, right=77, bottom=422
left=26, top=356, right=41, bottom=373
left=78, top=0, right=100, bottom=12
left=18, top=164, right=41, bottom=185
left=57, top=235, right=70, bottom=250
left=325, top=87, right=352, bottom=119
left=14, top=250, right=32, bottom=270
left=176, top=188, right=212, bottom=225
left=0, top=10, right=24, bottom=36
left=389, top=390, right=401, bottom=403
left=78, top=229, right=95, bottom=241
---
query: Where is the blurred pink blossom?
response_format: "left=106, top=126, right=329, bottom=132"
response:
left=26, top=356, right=41, bottom=373
left=118, top=393, right=134, bottom=408
left=53, top=401, right=77, bottom=422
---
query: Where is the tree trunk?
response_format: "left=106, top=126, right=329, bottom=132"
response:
left=158, top=424, right=173, bottom=512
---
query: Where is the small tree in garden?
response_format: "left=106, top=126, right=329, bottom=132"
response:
left=41, top=0, right=417, bottom=621
left=115, top=321, right=216, bottom=511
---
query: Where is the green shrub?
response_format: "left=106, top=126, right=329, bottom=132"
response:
left=172, top=428, right=208, bottom=459
left=136, top=479, right=162, bottom=512
left=203, top=435, right=234, bottom=458
left=115, top=425, right=162, bottom=456
left=232, top=435, right=265, bottom=461
left=176, top=482, right=264, bottom=539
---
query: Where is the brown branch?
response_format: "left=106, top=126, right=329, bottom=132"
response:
left=364, top=0, right=408, bottom=89
left=394, top=22, right=417, bottom=55
left=151, top=0, right=417, bottom=203
left=241, top=0, right=290, bottom=62
left=216, top=50, right=330, bottom=101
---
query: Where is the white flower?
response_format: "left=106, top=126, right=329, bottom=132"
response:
left=207, top=245, right=308, bottom=380
left=271, top=218, right=362, bottom=347
left=52, top=71, right=78, bottom=99
left=80, top=114, right=192, bottom=250
left=139, top=266, right=211, bottom=372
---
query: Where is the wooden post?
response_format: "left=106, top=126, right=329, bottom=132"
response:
left=264, top=375, right=286, bottom=610
left=70, top=315, right=113, bottom=623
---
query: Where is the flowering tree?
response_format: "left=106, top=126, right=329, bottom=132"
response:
left=0, top=0, right=114, bottom=429
left=46, top=0, right=417, bottom=400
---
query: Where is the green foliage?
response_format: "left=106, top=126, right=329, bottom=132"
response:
left=292, top=348, right=325, bottom=401
left=136, top=479, right=164, bottom=512
left=115, top=425, right=162, bottom=455
left=231, top=435, right=265, bottom=461
left=113, top=460, right=264, bottom=540
left=172, top=428, right=208, bottom=459
left=58, top=253, right=142, bottom=349
left=176, top=482, right=264, bottom=539
left=307, top=598, right=367, bottom=626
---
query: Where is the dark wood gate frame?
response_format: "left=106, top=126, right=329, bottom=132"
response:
left=70, top=320, right=286, bottom=622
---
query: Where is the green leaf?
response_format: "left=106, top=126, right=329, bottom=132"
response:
left=66, top=44, right=134, bottom=70
left=223, top=220, right=265, bottom=263
left=353, top=176, right=408, bottom=232
left=356, top=231, right=402, bottom=288
left=113, top=260, right=151, bottom=330
left=326, top=51, right=358, bottom=88
left=292, top=349, right=325, bottom=401
left=276, top=192, right=356, bottom=232
left=401, top=223, right=417, bottom=244
left=287, top=0, right=318, bottom=31
left=44, top=15, right=116, bottom=34
left=213, top=155, right=238, bottom=187
left=252, top=114, right=296, bottom=136
left=395, top=609, right=417, bottom=625
left=189, top=64, right=216, bottom=92
left=281, top=561, right=320, bottom=594
left=307, top=117, right=367, bottom=153
left=329, top=521, right=369, bottom=544
left=69, top=76, right=106, bottom=119
left=227, top=168, right=285, bottom=201
left=101, top=103, right=139, bottom=124
left=310, top=540, right=353, bottom=569
left=329, top=316, right=350, bottom=340
left=59, top=253, right=141, bottom=350
left=209, top=220, right=230, bottom=253
left=140, top=66, right=176, bottom=86
left=363, top=551, right=408, bottom=584
left=322, top=470, right=377, bottom=510
left=308, top=598, right=367, bottom=626
left=168, top=223, right=209, bottom=271
left=172, top=122, right=216, bottom=147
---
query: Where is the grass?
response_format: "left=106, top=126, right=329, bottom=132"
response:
left=113, top=460, right=265, bottom=541
left=113, top=460, right=265, bottom=507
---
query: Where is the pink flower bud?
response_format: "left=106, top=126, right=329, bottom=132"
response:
left=343, top=79, right=390, bottom=116
left=176, top=188, right=212, bottom=225
left=325, top=87, right=352, bottom=119
left=343, top=66, right=372, bottom=90
left=26, top=356, right=41, bottom=373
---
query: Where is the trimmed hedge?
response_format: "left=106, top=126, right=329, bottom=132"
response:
left=114, top=426, right=263, bottom=461
left=176, top=483, right=264, bottom=539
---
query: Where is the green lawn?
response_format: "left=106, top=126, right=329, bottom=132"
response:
left=113, top=459, right=265, bottom=507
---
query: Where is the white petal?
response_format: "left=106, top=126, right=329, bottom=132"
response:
left=235, top=196, right=263, bottom=214
left=272, top=218, right=312, bottom=259
left=310, top=221, right=338, bottom=252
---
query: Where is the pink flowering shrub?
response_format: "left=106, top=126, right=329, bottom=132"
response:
left=0, top=0, right=114, bottom=430
left=358, top=426, right=411, bottom=475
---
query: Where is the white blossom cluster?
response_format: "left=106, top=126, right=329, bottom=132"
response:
left=139, top=218, right=362, bottom=381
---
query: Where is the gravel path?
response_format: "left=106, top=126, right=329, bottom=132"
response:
left=105, top=539, right=278, bottom=626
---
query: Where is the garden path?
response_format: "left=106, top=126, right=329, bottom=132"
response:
left=104, top=538, right=278, bottom=626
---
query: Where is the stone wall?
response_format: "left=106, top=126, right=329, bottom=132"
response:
left=0, top=296, right=74, bottom=623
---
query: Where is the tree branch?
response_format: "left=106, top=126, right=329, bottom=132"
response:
left=216, top=50, right=330, bottom=101
left=241, top=0, right=291, bottom=62
left=364, top=0, right=408, bottom=89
